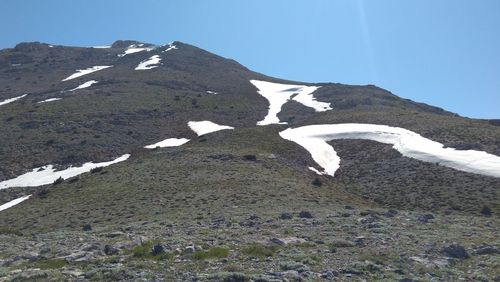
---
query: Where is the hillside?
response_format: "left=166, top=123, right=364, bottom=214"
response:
left=0, top=41, right=498, bottom=281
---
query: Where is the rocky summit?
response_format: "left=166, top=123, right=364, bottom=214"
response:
left=0, top=41, right=498, bottom=281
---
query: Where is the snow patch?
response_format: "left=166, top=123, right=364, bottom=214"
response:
left=206, top=91, right=218, bottom=95
left=0, top=195, right=32, bottom=212
left=37, top=98, right=62, bottom=104
left=135, top=55, right=162, bottom=70
left=68, top=80, right=98, bottom=91
left=250, top=80, right=331, bottom=125
left=188, top=121, right=234, bottom=136
left=0, top=94, right=27, bottom=106
left=162, top=43, right=178, bottom=53
left=144, top=138, right=190, bottom=149
left=92, top=45, right=111, bottom=49
left=118, top=44, right=154, bottom=57
left=0, top=154, right=130, bottom=189
left=280, top=124, right=500, bottom=178
left=62, top=66, right=112, bottom=81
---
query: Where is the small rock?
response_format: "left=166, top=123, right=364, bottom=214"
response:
left=473, top=245, right=499, bottom=255
left=242, top=155, right=257, bottom=161
left=441, top=244, right=469, bottom=259
left=279, top=212, right=293, bottom=220
left=299, top=211, right=314, bottom=218
left=184, top=245, right=196, bottom=253
left=280, top=270, right=300, bottom=280
left=384, top=209, right=398, bottom=217
left=312, top=178, right=322, bottom=187
left=106, top=231, right=124, bottom=238
left=270, top=237, right=307, bottom=246
left=354, top=236, right=365, bottom=246
left=82, top=224, right=92, bottom=231
left=320, top=270, right=339, bottom=279
left=104, top=245, right=119, bottom=256
left=151, top=244, right=165, bottom=256
left=480, top=206, right=492, bottom=217
left=63, top=270, right=85, bottom=277
left=417, top=214, right=434, bottom=223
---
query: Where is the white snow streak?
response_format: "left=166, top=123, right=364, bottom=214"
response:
left=144, top=138, right=190, bottom=149
left=62, top=66, right=112, bottom=81
left=135, top=55, right=162, bottom=70
left=118, top=44, right=154, bottom=57
left=0, top=94, right=27, bottom=106
left=206, top=91, right=218, bottom=95
left=68, top=80, right=99, bottom=91
left=250, top=80, right=331, bottom=125
left=280, top=124, right=500, bottom=178
left=0, top=154, right=130, bottom=189
left=162, top=43, right=178, bottom=53
left=0, top=195, right=32, bottom=212
left=37, top=98, right=62, bottom=104
left=188, top=121, right=234, bottom=136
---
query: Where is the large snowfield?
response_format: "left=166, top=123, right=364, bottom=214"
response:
left=0, top=154, right=130, bottom=189
left=280, top=123, right=500, bottom=178
left=250, top=80, right=331, bottom=125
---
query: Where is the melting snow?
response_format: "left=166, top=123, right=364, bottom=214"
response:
left=280, top=124, right=500, bottom=178
left=68, top=80, right=99, bottom=91
left=0, top=154, right=130, bottom=189
left=62, top=66, right=112, bottom=82
left=0, top=94, right=27, bottom=106
left=118, top=44, right=154, bottom=57
left=250, top=80, right=331, bottom=125
left=0, top=195, right=32, bottom=212
left=206, top=91, right=218, bottom=95
left=37, top=98, right=62, bottom=104
left=144, top=138, right=190, bottom=149
left=135, top=55, right=162, bottom=70
left=188, top=121, right=234, bottom=136
left=92, top=45, right=111, bottom=49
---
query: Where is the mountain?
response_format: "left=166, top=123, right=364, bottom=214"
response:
left=0, top=41, right=498, bottom=281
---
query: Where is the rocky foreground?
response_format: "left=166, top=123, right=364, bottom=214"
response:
left=1, top=205, right=498, bottom=281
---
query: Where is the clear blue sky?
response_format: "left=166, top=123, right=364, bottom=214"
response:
left=1, top=0, right=499, bottom=118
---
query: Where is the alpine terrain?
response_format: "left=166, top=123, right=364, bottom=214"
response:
left=0, top=41, right=498, bottom=281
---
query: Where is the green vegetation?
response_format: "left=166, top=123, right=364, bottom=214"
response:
left=34, top=258, right=67, bottom=270
left=192, top=247, right=229, bottom=260
left=242, top=244, right=280, bottom=257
